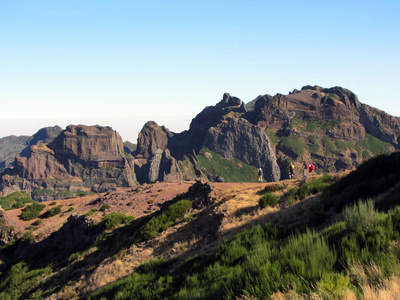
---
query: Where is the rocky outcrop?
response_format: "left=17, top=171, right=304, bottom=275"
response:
left=49, top=125, right=126, bottom=167
left=0, top=126, right=62, bottom=172
left=360, top=104, right=400, bottom=146
left=203, top=118, right=280, bottom=182
left=186, top=93, right=247, bottom=152
left=136, top=121, right=172, bottom=158
left=245, top=86, right=362, bottom=130
left=0, top=125, right=136, bottom=198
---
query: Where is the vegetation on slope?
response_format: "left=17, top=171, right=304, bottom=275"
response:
left=1, top=152, right=400, bottom=299
left=0, top=192, right=34, bottom=210
left=90, top=201, right=400, bottom=299
left=89, top=153, right=400, bottom=299
left=196, top=148, right=258, bottom=182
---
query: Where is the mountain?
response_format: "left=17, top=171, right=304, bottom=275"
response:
left=1, top=85, right=399, bottom=199
left=135, top=86, right=399, bottom=184
left=0, top=125, right=135, bottom=201
left=0, top=126, right=62, bottom=173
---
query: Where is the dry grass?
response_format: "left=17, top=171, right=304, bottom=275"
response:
left=270, top=264, right=400, bottom=300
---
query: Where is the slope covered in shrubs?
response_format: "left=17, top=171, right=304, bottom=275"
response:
left=90, top=152, right=400, bottom=299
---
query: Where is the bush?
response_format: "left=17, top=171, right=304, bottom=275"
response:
left=42, top=206, right=62, bottom=218
left=103, top=212, right=135, bottom=230
left=343, top=200, right=380, bottom=234
left=20, top=203, right=46, bottom=221
left=83, top=208, right=97, bottom=217
left=284, top=174, right=335, bottom=202
left=100, top=204, right=111, bottom=211
left=137, top=199, right=192, bottom=242
left=324, top=152, right=400, bottom=212
left=259, top=192, right=278, bottom=208
left=0, top=192, right=34, bottom=211
left=67, top=207, right=75, bottom=212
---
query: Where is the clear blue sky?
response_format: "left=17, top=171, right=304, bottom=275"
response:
left=1, top=1, right=399, bottom=142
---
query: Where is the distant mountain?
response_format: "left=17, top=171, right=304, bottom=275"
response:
left=0, top=125, right=135, bottom=200
left=0, top=126, right=62, bottom=172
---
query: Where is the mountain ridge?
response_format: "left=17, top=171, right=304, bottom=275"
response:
left=0, top=85, right=399, bottom=199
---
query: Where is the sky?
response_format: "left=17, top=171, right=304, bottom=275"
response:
left=1, top=1, right=399, bottom=142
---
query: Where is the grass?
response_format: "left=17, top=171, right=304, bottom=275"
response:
left=259, top=192, right=278, bottom=208
left=100, top=203, right=111, bottom=211
left=0, top=261, right=52, bottom=299
left=278, top=135, right=308, bottom=158
left=284, top=174, right=336, bottom=203
left=357, top=134, right=392, bottom=157
left=196, top=148, right=258, bottom=182
left=136, top=199, right=192, bottom=242
left=103, top=212, right=135, bottom=230
left=90, top=201, right=400, bottom=299
left=0, top=192, right=35, bottom=211
left=83, top=208, right=97, bottom=217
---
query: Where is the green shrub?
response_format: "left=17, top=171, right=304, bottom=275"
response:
left=83, top=208, right=97, bottom=217
left=284, top=174, right=335, bottom=201
left=42, top=206, right=62, bottom=218
left=67, top=207, right=75, bottom=212
left=324, top=152, right=400, bottom=212
left=49, top=201, right=57, bottom=206
left=343, top=200, right=380, bottom=234
left=137, top=199, right=192, bottom=242
left=0, top=261, right=52, bottom=299
left=103, top=212, right=135, bottom=230
left=20, top=203, right=46, bottom=221
left=100, top=204, right=111, bottom=211
left=259, top=192, right=278, bottom=208
left=0, top=192, right=34, bottom=211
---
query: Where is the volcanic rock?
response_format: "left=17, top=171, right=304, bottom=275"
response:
left=203, top=118, right=280, bottom=182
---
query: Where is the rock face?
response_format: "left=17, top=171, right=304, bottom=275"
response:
left=0, top=126, right=62, bottom=172
left=136, top=86, right=400, bottom=183
left=0, top=125, right=136, bottom=199
left=186, top=93, right=247, bottom=152
left=243, top=85, right=399, bottom=174
left=134, top=94, right=279, bottom=183
left=203, top=118, right=280, bottom=182
left=136, top=121, right=171, bottom=159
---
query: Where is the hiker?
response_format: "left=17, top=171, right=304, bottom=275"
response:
left=288, top=162, right=295, bottom=179
left=308, top=163, right=315, bottom=175
left=302, top=161, right=308, bottom=178
left=258, top=168, right=263, bottom=182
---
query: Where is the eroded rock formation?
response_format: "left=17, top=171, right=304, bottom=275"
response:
left=0, top=125, right=136, bottom=199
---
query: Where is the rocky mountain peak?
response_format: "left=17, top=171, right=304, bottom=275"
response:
left=136, top=121, right=172, bottom=159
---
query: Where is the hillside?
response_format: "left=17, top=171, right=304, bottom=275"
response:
left=0, top=152, right=399, bottom=299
